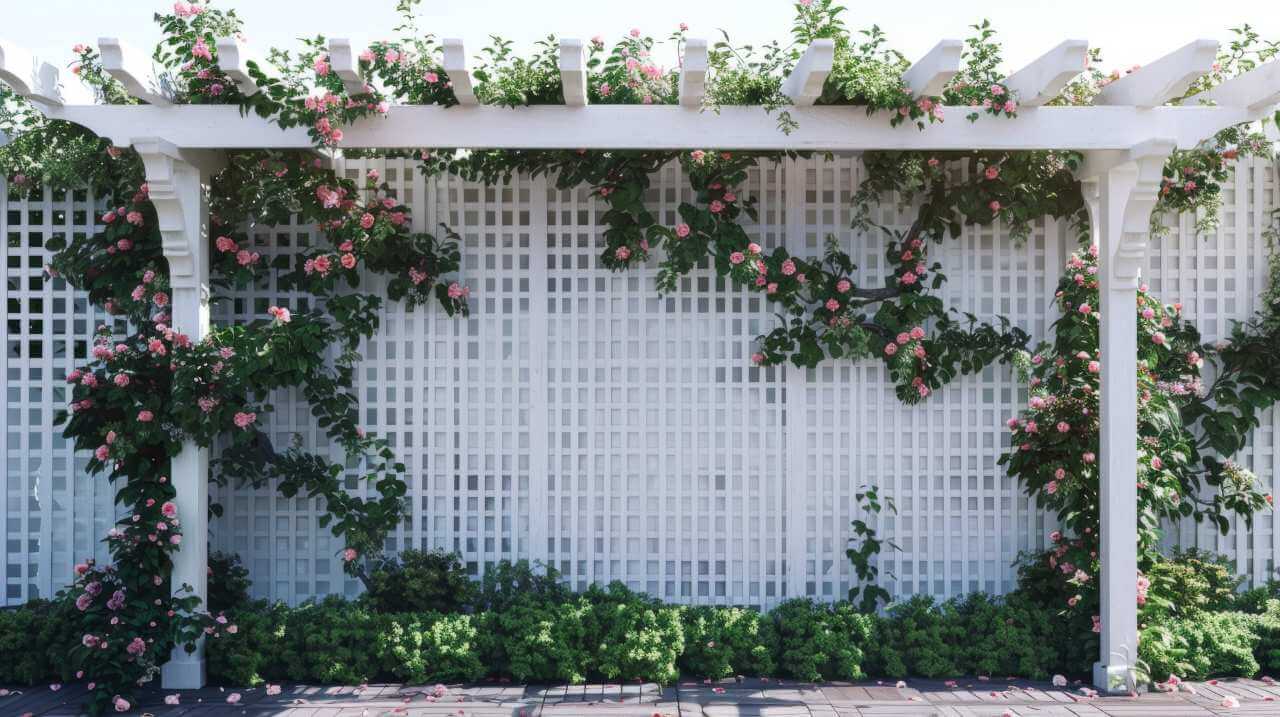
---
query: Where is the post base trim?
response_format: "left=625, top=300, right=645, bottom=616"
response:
left=1092, top=661, right=1139, bottom=695
left=161, top=649, right=206, bottom=689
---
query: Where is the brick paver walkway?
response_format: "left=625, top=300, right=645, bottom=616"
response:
left=5, top=676, right=1279, bottom=716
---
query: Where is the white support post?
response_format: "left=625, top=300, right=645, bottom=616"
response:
left=134, top=138, right=222, bottom=690
left=1081, top=139, right=1172, bottom=695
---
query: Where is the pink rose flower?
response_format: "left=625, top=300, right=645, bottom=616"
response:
left=268, top=306, right=292, bottom=324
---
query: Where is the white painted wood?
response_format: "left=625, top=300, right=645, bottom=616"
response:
left=28, top=62, right=66, bottom=107
left=678, top=38, right=708, bottom=108
left=559, top=38, right=587, bottom=106
left=902, top=39, right=963, bottom=97
left=781, top=39, right=835, bottom=107
left=1197, top=59, right=1280, bottom=111
left=442, top=38, right=478, bottom=105
left=1003, top=39, right=1089, bottom=107
left=1095, top=39, right=1218, bottom=107
left=1083, top=140, right=1172, bottom=695
left=98, top=37, right=174, bottom=106
left=0, top=39, right=38, bottom=97
left=32, top=103, right=1263, bottom=151
left=215, top=36, right=259, bottom=96
left=327, top=38, right=365, bottom=95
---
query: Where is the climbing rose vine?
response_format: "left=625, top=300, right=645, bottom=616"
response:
left=1002, top=225, right=1280, bottom=636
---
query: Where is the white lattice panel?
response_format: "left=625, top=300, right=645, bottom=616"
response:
left=2, top=182, right=117, bottom=603
left=3, top=157, right=1279, bottom=607
left=1148, top=159, right=1280, bottom=582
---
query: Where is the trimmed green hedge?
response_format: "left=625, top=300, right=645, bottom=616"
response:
left=9, top=573, right=1280, bottom=688
left=0, top=583, right=1091, bottom=687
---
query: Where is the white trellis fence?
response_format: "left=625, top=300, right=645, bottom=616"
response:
left=4, top=159, right=1278, bottom=603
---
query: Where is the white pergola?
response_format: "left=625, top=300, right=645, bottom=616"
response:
left=2, top=32, right=1278, bottom=693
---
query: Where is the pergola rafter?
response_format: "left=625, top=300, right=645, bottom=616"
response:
left=2, top=30, right=1278, bottom=696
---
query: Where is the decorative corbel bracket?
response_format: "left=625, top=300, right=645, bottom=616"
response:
left=131, top=138, right=223, bottom=336
left=1079, top=139, right=1175, bottom=289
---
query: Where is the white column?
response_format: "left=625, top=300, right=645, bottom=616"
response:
left=135, top=139, right=220, bottom=690
left=1081, top=140, right=1171, bottom=694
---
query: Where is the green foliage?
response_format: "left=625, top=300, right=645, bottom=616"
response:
left=1236, top=581, right=1280, bottom=615
left=206, top=601, right=290, bottom=686
left=1141, top=550, right=1243, bottom=623
left=473, top=36, right=564, bottom=106
left=870, top=595, right=961, bottom=678
left=679, top=606, right=775, bottom=679
left=472, top=560, right=571, bottom=612
left=491, top=597, right=594, bottom=683
left=769, top=599, right=875, bottom=681
left=1253, top=600, right=1280, bottom=673
left=376, top=612, right=486, bottom=683
left=846, top=485, right=898, bottom=611
left=363, top=549, right=475, bottom=614
left=208, top=551, right=253, bottom=613
left=1139, top=611, right=1260, bottom=682
left=587, top=584, right=684, bottom=683
left=278, top=597, right=384, bottom=684
left=944, top=593, right=1061, bottom=680
left=0, top=600, right=79, bottom=685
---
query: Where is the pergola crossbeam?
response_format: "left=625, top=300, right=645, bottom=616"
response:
left=902, top=39, right=962, bottom=97
left=0, top=40, right=39, bottom=98
left=1003, top=39, right=1090, bottom=107
left=98, top=37, right=174, bottom=106
left=1096, top=38, right=1219, bottom=107
left=679, top=38, right=708, bottom=108
left=782, top=39, right=834, bottom=107
left=1197, top=59, right=1280, bottom=111
left=328, top=38, right=365, bottom=96
left=214, top=37, right=259, bottom=96
left=559, top=39, right=587, bottom=106
left=442, top=38, right=478, bottom=105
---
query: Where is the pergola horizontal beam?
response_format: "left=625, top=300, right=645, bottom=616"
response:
left=39, top=103, right=1256, bottom=151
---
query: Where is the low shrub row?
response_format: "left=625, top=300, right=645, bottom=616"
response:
left=6, top=553, right=1280, bottom=689
left=199, top=589, right=1102, bottom=686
